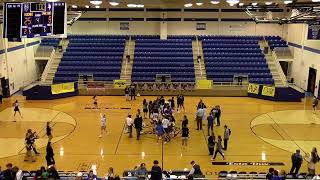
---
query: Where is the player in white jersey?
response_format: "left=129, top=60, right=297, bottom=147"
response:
left=99, top=113, right=107, bottom=138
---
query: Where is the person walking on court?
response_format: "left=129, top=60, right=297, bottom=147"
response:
left=142, top=99, right=148, bottom=119
left=134, top=114, right=143, bottom=140
left=290, top=149, right=303, bottom=176
left=312, top=96, right=318, bottom=113
left=306, top=147, right=320, bottom=175
left=195, top=107, right=205, bottom=130
left=46, top=122, right=53, bottom=142
left=211, top=135, right=225, bottom=160
left=188, top=161, right=203, bottom=178
left=208, top=134, right=215, bottom=155
left=92, top=95, right=98, bottom=109
left=46, top=142, right=55, bottom=166
left=13, top=100, right=22, bottom=118
left=151, top=160, right=162, bottom=180
left=207, top=113, right=214, bottom=136
left=126, top=114, right=133, bottom=138
left=99, top=113, right=107, bottom=138
left=223, top=125, right=231, bottom=150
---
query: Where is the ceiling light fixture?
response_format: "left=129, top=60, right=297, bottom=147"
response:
left=95, top=5, right=100, bottom=8
left=210, top=0, right=220, bottom=4
left=312, top=0, right=320, bottom=2
left=196, top=2, right=203, bottom=6
left=251, top=2, right=258, bottom=6
left=85, top=5, right=90, bottom=8
left=238, top=2, right=244, bottom=6
left=226, top=0, right=239, bottom=6
left=90, top=0, right=102, bottom=5
left=284, top=0, right=292, bottom=4
left=265, top=2, right=272, bottom=5
left=127, top=4, right=144, bottom=8
left=46, top=0, right=60, bottom=2
left=109, top=2, right=119, bottom=6
left=71, top=5, right=77, bottom=8
left=184, top=3, right=193, bottom=7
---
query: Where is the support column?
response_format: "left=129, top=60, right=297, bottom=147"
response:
left=160, top=12, right=167, bottom=39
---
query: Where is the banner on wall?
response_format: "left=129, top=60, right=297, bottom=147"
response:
left=196, top=23, right=206, bottom=30
left=307, top=22, right=320, bottom=40
left=120, top=22, right=129, bottom=30
left=51, top=82, right=75, bottom=95
left=261, top=85, right=276, bottom=97
left=196, top=80, right=213, bottom=89
left=247, top=83, right=259, bottom=94
left=114, top=80, right=127, bottom=89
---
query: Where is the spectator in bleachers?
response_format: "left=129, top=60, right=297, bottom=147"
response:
left=87, top=170, right=97, bottom=180
left=135, top=163, right=148, bottom=180
left=126, top=114, right=133, bottom=138
left=3, top=163, right=14, bottom=180
left=208, top=134, right=215, bottom=156
left=104, top=167, right=114, bottom=180
left=143, top=99, right=148, bottom=119
left=76, top=172, right=83, bottom=180
left=134, top=113, right=143, bottom=140
left=12, top=166, right=22, bottom=180
left=151, top=160, right=162, bottom=180
left=0, top=166, right=4, bottom=179
left=187, top=161, right=203, bottom=178
left=266, top=168, right=275, bottom=180
left=306, top=147, right=320, bottom=175
left=195, top=107, right=205, bottom=130
left=211, top=135, right=225, bottom=160
left=207, top=112, right=214, bottom=136
left=271, top=170, right=281, bottom=180
left=223, top=125, right=231, bottom=150
left=290, top=149, right=303, bottom=176
left=46, top=142, right=55, bottom=167
left=47, top=166, right=59, bottom=180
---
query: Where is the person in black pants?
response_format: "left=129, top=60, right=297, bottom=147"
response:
left=207, top=113, right=214, bottom=136
left=130, top=85, right=136, bottom=101
left=46, top=142, right=55, bottom=166
left=151, top=160, right=162, bottom=180
left=216, top=106, right=221, bottom=126
left=208, top=135, right=215, bottom=156
left=290, top=149, right=303, bottom=176
left=134, top=114, right=143, bottom=140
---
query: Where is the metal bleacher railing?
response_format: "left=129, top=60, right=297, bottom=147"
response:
left=272, top=51, right=289, bottom=87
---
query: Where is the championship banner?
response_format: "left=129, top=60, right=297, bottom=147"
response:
left=196, top=80, right=213, bottom=89
left=51, top=82, right=75, bottom=95
left=261, top=85, right=276, bottom=97
left=113, top=80, right=127, bottom=89
left=247, top=83, right=259, bottom=94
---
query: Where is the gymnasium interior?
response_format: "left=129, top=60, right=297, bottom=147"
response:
left=0, top=0, right=320, bottom=179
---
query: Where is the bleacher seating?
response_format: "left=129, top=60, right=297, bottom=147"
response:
left=40, top=38, right=60, bottom=47
left=201, top=36, right=274, bottom=85
left=132, top=38, right=195, bottom=82
left=265, top=36, right=288, bottom=50
left=53, top=35, right=125, bottom=83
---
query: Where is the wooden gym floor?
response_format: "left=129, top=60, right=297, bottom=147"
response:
left=0, top=95, right=319, bottom=177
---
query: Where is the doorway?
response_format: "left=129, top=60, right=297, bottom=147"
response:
left=279, top=61, right=289, bottom=76
left=307, top=67, right=317, bottom=94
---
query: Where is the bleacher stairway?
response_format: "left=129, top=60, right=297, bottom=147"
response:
left=41, top=40, right=69, bottom=85
left=192, top=40, right=207, bottom=80
left=260, top=40, right=288, bottom=87
left=120, top=39, right=135, bottom=84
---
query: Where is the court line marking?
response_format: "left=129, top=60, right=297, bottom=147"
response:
left=114, top=122, right=126, bottom=155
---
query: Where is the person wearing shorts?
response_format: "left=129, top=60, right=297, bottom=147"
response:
left=99, top=113, right=107, bottom=138
left=155, top=121, right=164, bottom=143
left=182, top=125, right=189, bottom=147
left=13, top=100, right=22, bottom=118
left=46, top=122, right=53, bottom=142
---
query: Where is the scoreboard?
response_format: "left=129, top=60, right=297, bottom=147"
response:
left=3, top=2, right=67, bottom=39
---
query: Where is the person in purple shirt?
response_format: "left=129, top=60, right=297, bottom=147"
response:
left=155, top=121, right=164, bottom=143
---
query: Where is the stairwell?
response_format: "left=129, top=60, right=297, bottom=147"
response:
left=120, top=39, right=135, bottom=84
left=41, top=39, right=69, bottom=85
left=260, top=40, right=288, bottom=87
left=192, top=39, right=207, bottom=80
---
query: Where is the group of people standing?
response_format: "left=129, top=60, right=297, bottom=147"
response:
left=194, top=99, right=230, bottom=160
left=290, top=148, right=320, bottom=177
left=124, top=84, right=137, bottom=101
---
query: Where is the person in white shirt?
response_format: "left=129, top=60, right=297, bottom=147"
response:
left=306, top=147, right=320, bottom=175
left=162, top=117, right=171, bottom=143
left=99, top=113, right=107, bottom=138
left=126, top=114, right=133, bottom=138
